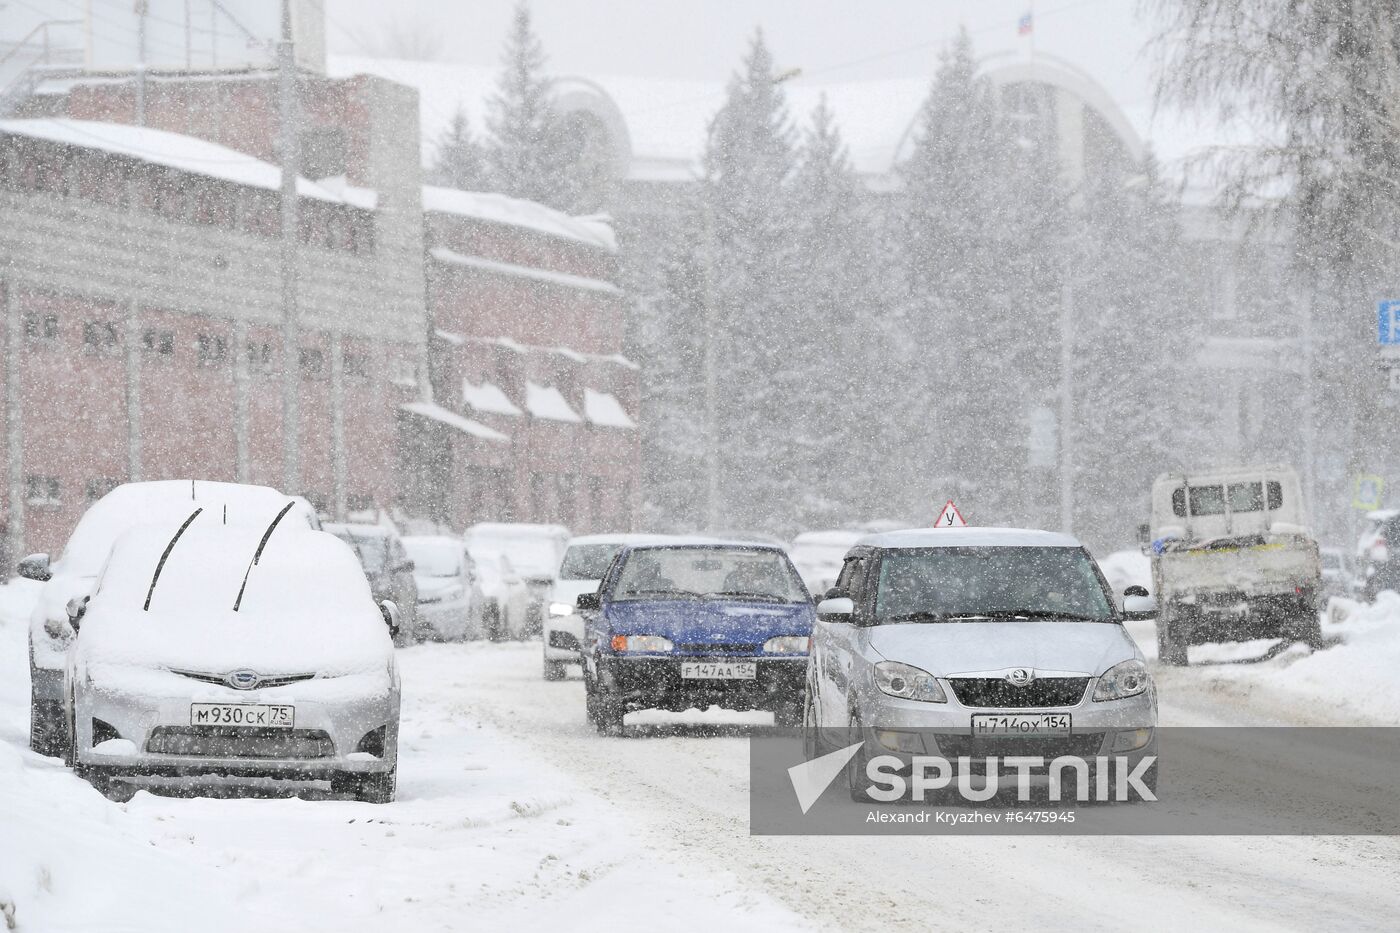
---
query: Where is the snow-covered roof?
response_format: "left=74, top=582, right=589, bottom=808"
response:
left=526, top=381, right=588, bottom=420
left=462, top=379, right=523, bottom=417
left=856, top=527, right=1083, bottom=549
left=0, top=118, right=378, bottom=209
left=582, top=388, right=635, bottom=429
left=423, top=185, right=617, bottom=253
left=566, top=533, right=693, bottom=546
left=399, top=400, right=509, bottom=442
left=524, top=382, right=583, bottom=423
left=429, top=246, right=623, bottom=297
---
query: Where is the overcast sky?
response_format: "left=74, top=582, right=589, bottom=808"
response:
left=323, top=0, right=1160, bottom=107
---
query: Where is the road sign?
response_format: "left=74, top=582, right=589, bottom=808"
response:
left=935, top=500, right=968, bottom=527
left=1353, top=474, right=1384, bottom=511
left=1379, top=301, right=1400, bottom=345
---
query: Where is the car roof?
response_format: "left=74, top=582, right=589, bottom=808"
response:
left=402, top=534, right=463, bottom=547
left=466, top=522, right=571, bottom=539
left=855, top=527, right=1083, bottom=550
left=323, top=522, right=394, bottom=538
left=567, top=533, right=699, bottom=547
left=623, top=538, right=787, bottom=552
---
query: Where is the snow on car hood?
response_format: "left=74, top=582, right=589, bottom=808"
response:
left=866, top=621, right=1139, bottom=677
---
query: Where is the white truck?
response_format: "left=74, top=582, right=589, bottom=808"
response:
left=1148, top=466, right=1322, bottom=665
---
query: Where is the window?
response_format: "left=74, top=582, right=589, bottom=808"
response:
left=85, top=477, right=121, bottom=502
left=23, top=313, right=59, bottom=344
left=1171, top=482, right=1284, bottom=517
left=343, top=352, right=370, bottom=379
left=197, top=334, right=228, bottom=367
left=82, top=321, right=121, bottom=356
left=25, top=475, right=60, bottom=506
left=299, top=347, right=326, bottom=379
left=246, top=341, right=275, bottom=376
left=141, top=328, right=175, bottom=357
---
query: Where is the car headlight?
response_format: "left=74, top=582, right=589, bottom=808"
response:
left=873, top=661, right=946, bottom=703
left=610, top=634, right=674, bottom=653
left=549, top=601, right=575, bottom=617
left=763, top=635, right=809, bottom=654
left=1093, top=659, right=1151, bottom=702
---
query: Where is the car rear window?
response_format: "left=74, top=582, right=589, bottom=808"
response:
left=1171, top=481, right=1283, bottom=517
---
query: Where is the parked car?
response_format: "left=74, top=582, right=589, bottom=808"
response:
left=402, top=535, right=484, bottom=641
left=324, top=523, right=419, bottom=644
left=465, top=523, right=570, bottom=640
left=579, top=541, right=816, bottom=734
left=63, top=514, right=401, bottom=803
left=1356, top=509, right=1400, bottom=600
left=543, top=534, right=679, bottom=680
left=1319, top=546, right=1361, bottom=602
left=789, top=529, right=865, bottom=596
left=21, top=480, right=317, bottom=758
left=806, top=527, right=1158, bottom=801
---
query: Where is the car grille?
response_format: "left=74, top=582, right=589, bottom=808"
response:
left=947, top=677, right=1089, bottom=708
left=145, top=726, right=335, bottom=759
left=933, top=733, right=1105, bottom=760
left=675, top=643, right=760, bottom=655
left=171, top=670, right=317, bottom=689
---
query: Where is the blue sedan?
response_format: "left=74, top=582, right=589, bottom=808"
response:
left=578, top=542, right=816, bottom=734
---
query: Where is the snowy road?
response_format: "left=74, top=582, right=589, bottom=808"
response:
left=4, top=583, right=1400, bottom=932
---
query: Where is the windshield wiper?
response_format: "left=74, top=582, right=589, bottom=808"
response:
left=704, top=591, right=786, bottom=603
left=886, top=610, right=948, bottom=623
left=623, top=588, right=700, bottom=599
left=144, top=508, right=203, bottom=611
left=232, top=501, right=296, bottom=611
left=949, top=609, right=1104, bottom=622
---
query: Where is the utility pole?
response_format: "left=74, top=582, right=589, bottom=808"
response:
left=701, top=194, right=720, bottom=532
left=1300, top=284, right=1317, bottom=523
left=1058, top=264, right=1075, bottom=535
left=277, top=0, right=300, bottom=495
left=134, top=0, right=147, bottom=125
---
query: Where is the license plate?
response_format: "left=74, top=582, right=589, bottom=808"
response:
left=971, top=713, right=1071, bottom=735
left=680, top=661, right=756, bottom=680
left=190, top=703, right=295, bottom=728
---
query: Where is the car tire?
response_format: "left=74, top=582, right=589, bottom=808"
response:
left=772, top=698, right=803, bottom=728
left=333, top=767, right=397, bottom=804
left=585, top=675, right=625, bottom=736
left=78, top=765, right=137, bottom=803
left=1288, top=611, right=1324, bottom=649
left=542, top=658, right=567, bottom=681
left=1156, top=607, right=1189, bottom=667
left=846, top=733, right=877, bottom=803
left=28, top=679, right=67, bottom=758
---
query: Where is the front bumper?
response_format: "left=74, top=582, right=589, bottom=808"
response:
left=598, top=655, right=807, bottom=712
left=73, top=669, right=399, bottom=783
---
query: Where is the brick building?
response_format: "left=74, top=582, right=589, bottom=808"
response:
left=0, top=68, right=637, bottom=558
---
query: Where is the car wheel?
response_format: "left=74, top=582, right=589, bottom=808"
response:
left=1156, top=606, right=1189, bottom=666
left=801, top=688, right=825, bottom=760
left=845, top=721, right=877, bottom=803
left=772, top=698, right=803, bottom=728
left=78, top=765, right=136, bottom=803
left=29, top=683, right=67, bottom=758
left=542, top=657, right=567, bottom=681
left=1288, top=611, right=1324, bottom=649
left=585, top=675, right=625, bottom=736
left=333, top=767, right=397, bottom=804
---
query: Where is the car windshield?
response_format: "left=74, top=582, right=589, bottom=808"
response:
left=404, top=540, right=462, bottom=577
left=612, top=547, right=808, bottom=602
left=559, top=543, right=625, bottom=579
left=873, top=546, right=1114, bottom=623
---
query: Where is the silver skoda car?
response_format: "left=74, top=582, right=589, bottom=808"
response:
left=805, top=527, right=1158, bottom=799
left=63, top=509, right=401, bottom=803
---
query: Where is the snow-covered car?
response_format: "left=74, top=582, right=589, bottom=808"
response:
left=403, top=535, right=484, bottom=641
left=63, top=512, right=402, bottom=803
left=324, top=523, right=419, bottom=644
left=580, top=542, right=816, bottom=734
left=543, top=534, right=677, bottom=680
left=22, top=480, right=317, bottom=757
left=806, top=527, right=1158, bottom=801
left=788, top=529, right=864, bottom=596
left=465, top=522, right=570, bottom=640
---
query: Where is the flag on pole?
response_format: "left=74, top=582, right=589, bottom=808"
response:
left=1017, top=11, right=1034, bottom=36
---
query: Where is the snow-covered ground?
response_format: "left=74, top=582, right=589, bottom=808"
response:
left=3, top=577, right=1400, bottom=931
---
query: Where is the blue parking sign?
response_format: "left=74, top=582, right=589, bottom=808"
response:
left=1379, top=300, right=1400, bottom=344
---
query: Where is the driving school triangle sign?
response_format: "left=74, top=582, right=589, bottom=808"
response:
left=935, top=500, right=967, bottom=527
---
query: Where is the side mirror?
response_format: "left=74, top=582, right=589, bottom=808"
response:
left=18, top=553, right=51, bottom=582
left=816, top=597, right=854, bottom=619
left=379, top=599, right=401, bottom=638
left=1122, top=593, right=1157, bottom=621
left=576, top=592, right=601, bottom=611
left=1124, top=585, right=1149, bottom=599
left=66, top=594, right=89, bottom=631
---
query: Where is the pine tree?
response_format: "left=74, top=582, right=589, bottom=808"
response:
left=483, top=2, right=566, bottom=207
left=427, top=105, right=487, bottom=190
